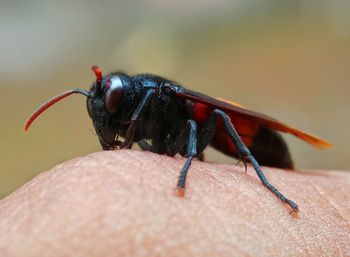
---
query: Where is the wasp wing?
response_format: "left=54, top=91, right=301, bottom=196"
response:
left=172, top=86, right=332, bottom=149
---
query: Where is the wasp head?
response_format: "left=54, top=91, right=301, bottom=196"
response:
left=86, top=66, right=126, bottom=150
left=24, top=66, right=128, bottom=150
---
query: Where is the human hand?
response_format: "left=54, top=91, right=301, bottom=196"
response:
left=0, top=150, right=349, bottom=256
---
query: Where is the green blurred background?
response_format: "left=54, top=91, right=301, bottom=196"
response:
left=1, top=1, right=349, bottom=198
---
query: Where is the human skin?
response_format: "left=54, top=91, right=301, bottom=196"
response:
left=0, top=150, right=349, bottom=257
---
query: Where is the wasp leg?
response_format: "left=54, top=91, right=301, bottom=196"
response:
left=138, top=120, right=189, bottom=155
left=125, top=142, right=133, bottom=149
left=197, top=152, right=205, bottom=161
left=175, top=120, right=197, bottom=197
left=199, top=109, right=298, bottom=212
left=121, top=89, right=155, bottom=149
left=138, top=139, right=153, bottom=151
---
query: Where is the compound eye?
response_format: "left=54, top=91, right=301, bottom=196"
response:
left=104, top=76, right=124, bottom=114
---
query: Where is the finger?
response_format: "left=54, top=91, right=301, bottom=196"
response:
left=0, top=150, right=349, bottom=257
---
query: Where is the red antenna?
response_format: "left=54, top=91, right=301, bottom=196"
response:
left=92, top=65, right=103, bottom=83
left=91, top=65, right=103, bottom=95
left=25, top=66, right=103, bottom=131
left=24, top=89, right=91, bottom=131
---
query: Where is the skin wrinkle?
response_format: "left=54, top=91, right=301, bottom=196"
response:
left=131, top=152, right=166, bottom=190
left=197, top=171, right=258, bottom=222
left=94, top=151, right=148, bottom=194
left=202, top=156, right=348, bottom=254
left=0, top=150, right=349, bottom=257
left=162, top=159, right=243, bottom=255
left=110, top=150, right=158, bottom=184
left=310, top=174, right=350, bottom=225
left=309, top=180, right=346, bottom=226
left=222, top=174, right=265, bottom=211
left=151, top=217, right=184, bottom=256
left=307, top=204, right=345, bottom=255
left=315, top=180, right=349, bottom=225
left=146, top=207, right=205, bottom=255
left=193, top=161, right=246, bottom=196
left=191, top=161, right=290, bottom=253
left=95, top=153, right=191, bottom=253
left=205, top=162, right=283, bottom=221
left=293, top=184, right=324, bottom=254
left=137, top=154, right=176, bottom=195
left=198, top=198, right=246, bottom=256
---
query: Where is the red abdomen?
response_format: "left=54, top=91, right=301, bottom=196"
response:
left=192, top=102, right=260, bottom=156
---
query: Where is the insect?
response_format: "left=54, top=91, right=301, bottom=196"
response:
left=25, top=66, right=332, bottom=212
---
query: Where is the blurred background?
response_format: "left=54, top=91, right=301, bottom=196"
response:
left=1, top=0, right=349, bottom=198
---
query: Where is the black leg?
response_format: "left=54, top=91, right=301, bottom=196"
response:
left=125, top=142, right=133, bottom=149
left=121, top=89, right=155, bottom=149
left=196, top=111, right=219, bottom=154
left=247, top=155, right=298, bottom=211
left=175, top=120, right=197, bottom=197
left=205, top=109, right=298, bottom=212
left=165, top=124, right=189, bottom=157
left=138, top=139, right=153, bottom=151
left=197, top=152, right=205, bottom=161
